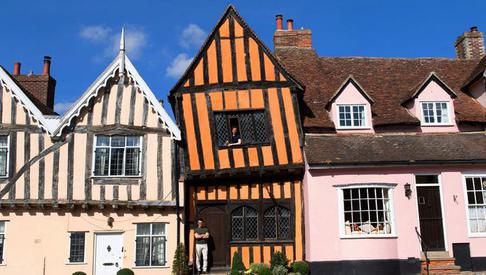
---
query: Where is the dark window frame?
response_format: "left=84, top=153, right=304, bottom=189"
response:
left=68, top=232, right=86, bottom=263
left=263, top=206, right=292, bottom=241
left=213, top=110, right=271, bottom=147
left=231, top=206, right=259, bottom=241
left=93, top=135, right=143, bottom=177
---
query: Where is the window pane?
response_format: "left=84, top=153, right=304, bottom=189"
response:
left=215, top=113, right=230, bottom=147
left=253, top=112, right=269, bottom=143
left=245, top=207, right=258, bottom=240
left=278, top=207, right=291, bottom=240
left=151, top=236, right=166, bottom=266
left=94, top=148, right=109, bottom=176
left=0, top=222, right=4, bottom=233
left=125, top=148, right=140, bottom=176
left=69, top=232, right=85, bottom=263
left=137, top=224, right=151, bottom=235
left=0, top=149, right=7, bottom=177
left=0, top=136, right=8, bottom=147
left=111, top=136, right=125, bottom=147
left=152, top=223, right=165, bottom=235
left=127, top=136, right=140, bottom=147
left=135, top=236, right=150, bottom=266
left=416, top=175, right=439, bottom=184
left=264, top=207, right=277, bottom=239
left=96, top=136, right=110, bottom=146
left=0, top=234, right=4, bottom=264
left=110, top=148, right=124, bottom=175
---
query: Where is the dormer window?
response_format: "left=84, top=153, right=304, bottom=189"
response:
left=421, top=102, right=450, bottom=125
left=337, top=104, right=366, bottom=128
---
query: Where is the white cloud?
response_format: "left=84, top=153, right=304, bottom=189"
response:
left=80, top=25, right=148, bottom=60
left=180, top=24, right=207, bottom=48
left=54, top=101, right=74, bottom=114
left=166, top=53, right=192, bottom=78
left=79, top=26, right=111, bottom=43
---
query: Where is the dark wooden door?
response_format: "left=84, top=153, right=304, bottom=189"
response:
left=417, top=186, right=445, bottom=251
left=199, top=206, right=229, bottom=268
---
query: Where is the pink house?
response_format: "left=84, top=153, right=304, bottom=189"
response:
left=275, top=21, right=486, bottom=274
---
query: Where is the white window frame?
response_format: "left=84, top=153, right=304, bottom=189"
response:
left=462, top=174, right=486, bottom=237
left=92, top=135, right=143, bottom=177
left=420, top=101, right=451, bottom=126
left=66, top=231, right=87, bottom=265
left=0, top=135, right=9, bottom=178
left=134, top=223, right=168, bottom=268
left=337, top=184, right=397, bottom=239
left=0, top=221, right=6, bottom=265
left=336, top=104, right=368, bottom=129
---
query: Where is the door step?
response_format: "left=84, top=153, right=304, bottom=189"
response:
left=421, top=251, right=461, bottom=275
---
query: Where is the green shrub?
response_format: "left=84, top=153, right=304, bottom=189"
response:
left=272, top=265, right=288, bottom=275
left=288, top=273, right=301, bottom=275
left=116, top=268, right=135, bottom=275
left=290, top=261, right=309, bottom=275
left=250, top=263, right=271, bottom=275
left=270, top=251, right=289, bottom=270
left=72, top=272, right=87, bottom=275
left=172, top=244, right=189, bottom=275
left=230, top=252, right=246, bottom=275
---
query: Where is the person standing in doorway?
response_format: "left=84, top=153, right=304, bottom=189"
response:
left=195, top=218, right=210, bottom=274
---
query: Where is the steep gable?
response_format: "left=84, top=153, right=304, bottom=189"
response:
left=169, top=5, right=302, bottom=97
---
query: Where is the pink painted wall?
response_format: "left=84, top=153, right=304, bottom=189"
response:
left=330, top=81, right=374, bottom=134
left=303, top=164, right=486, bottom=262
left=406, top=80, right=458, bottom=133
left=470, top=79, right=486, bottom=108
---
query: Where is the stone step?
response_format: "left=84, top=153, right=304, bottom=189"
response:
left=422, top=264, right=462, bottom=275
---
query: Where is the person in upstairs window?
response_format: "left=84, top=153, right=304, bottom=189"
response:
left=227, top=126, right=241, bottom=146
left=194, top=218, right=210, bottom=274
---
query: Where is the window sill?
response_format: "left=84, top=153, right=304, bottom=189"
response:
left=132, top=265, right=169, bottom=269
left=230, top=239, right=293, bottom=245
left=467, top=233, right=486, bottom=238
left=65, top=262, right=88, bottom=265
left=340, top=234, right=397, bottom=239
left=336, top=127, right=371, bottom=130
left=420, top=123, right=454, bottom=127
left=92, top=177, right=142, bottom=185
left=218, top=143, right=271, bottom=149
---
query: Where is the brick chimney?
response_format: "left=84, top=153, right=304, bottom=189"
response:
left=455, top=26, right=485, bottom=60
left=273, top=15, right=312, bottom=49
left=12, top=56, right=56, bottom=111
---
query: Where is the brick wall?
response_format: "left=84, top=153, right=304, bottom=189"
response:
left=274, top=29, right=312, bottom=49
left=455, top=27, right=485, bottom=60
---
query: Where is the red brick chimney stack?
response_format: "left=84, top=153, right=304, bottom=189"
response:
left=455, top=26, right=485, bottom=60
left=287, top=19, right=294, bottom=31
left=273, top=15, right=312, bottom=49
left=276, top=15, right=283, bottom=31
left=43, top=56, right=51, bottom=76
left=13, top=62, right=21, bottom=76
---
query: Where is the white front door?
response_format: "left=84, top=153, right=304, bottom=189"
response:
left=94, top=233, right=124, bottom=275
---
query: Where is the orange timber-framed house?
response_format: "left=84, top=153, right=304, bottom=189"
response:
left=169, top=6, right=305, bottom=270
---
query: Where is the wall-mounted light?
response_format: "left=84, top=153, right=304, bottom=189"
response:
left=108, top=217, right=114, bottom=228
left=404, top=183, right=412, bottom=199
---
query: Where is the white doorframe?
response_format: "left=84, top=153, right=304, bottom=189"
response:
left=93, top=232, right=124, bottom=275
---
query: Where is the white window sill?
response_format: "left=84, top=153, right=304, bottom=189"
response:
left=468, top=233, right=486, bottom=238
left=336, top=127, right=371, bottom=130
left=132, top=265, right=170, bottom=269
left=421, top=123, right=454, bottom=127
left=65, top=262, right=88, bottom=265
left=340, top=234, right=398, bottom=239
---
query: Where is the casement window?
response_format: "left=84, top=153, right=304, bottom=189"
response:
left=214, top=111, right=270, bottom=147
left=264, top=206, right=291, bottom=240
left=337, top=105, right=366, bottom=128
left=93, top=135, right=142, bottom=177
left=465, top=175, right=486, bottom=234
left=338, top=186, right=394, bottom=237
left=135, top=223, right=167, bottom=267
left=421, top=102, right=450, bottom=125
left=0, top=136, right=9, bottom=178
left=0, top=221, right=5, bottom=264
left=231, top=206, right=258, bottom=241
left=68, top=232, right=86, bottom=263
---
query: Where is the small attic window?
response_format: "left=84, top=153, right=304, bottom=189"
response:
left=421, top=102, right=450, bottom=125
left=337, top=104, right=366, bottom=128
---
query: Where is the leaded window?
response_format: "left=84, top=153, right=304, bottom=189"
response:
left=214, top=111, right=269, bottom=146
left=264, top=206, right=291, bottom=240
left=0, top=222, right=4, bottom=264
left=465, top=176, right=486, bottom=234
left=231, top=206, right=258, bottom=241
left=337, top=105, right=366, bottom=128
left=421, top=102, right=450, bottom=125
left=135, top=223, right=167, bottom=266
left=93, top=135, right=142, bottom=176
left=0, top=136, right=9, bottom=177
left=340, top=186, right=394, bottom=236
left=69, top=232, right=85, bottom=263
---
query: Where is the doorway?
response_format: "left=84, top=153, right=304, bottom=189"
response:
left=94, top=233, right=124, bottom=275
left=198, top=206, right=229, bottom=269
left=416, top=175, right=446, bottom=251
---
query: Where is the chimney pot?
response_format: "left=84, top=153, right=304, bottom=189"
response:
left=276, top=14, right=283, bottom=31
left=13, top=62, right=21, bottom=75
left=287, top=19, right=294, bottom=31
left=43, top=56, right=51, bottom=76
left=471, top=26, right=478, bottom=32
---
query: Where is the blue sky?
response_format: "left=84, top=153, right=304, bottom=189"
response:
left=1, top=0, right=485, bottom=115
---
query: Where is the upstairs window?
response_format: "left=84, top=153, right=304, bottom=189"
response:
left=337, top=105, right=366, bottom=128
left=93, top=135, right=142, bottom=177
left=421, top=102, right=450, bottom=125
left=214, top=111, right=270, bottom=147
left=0, top=136, right=9, bottom=178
